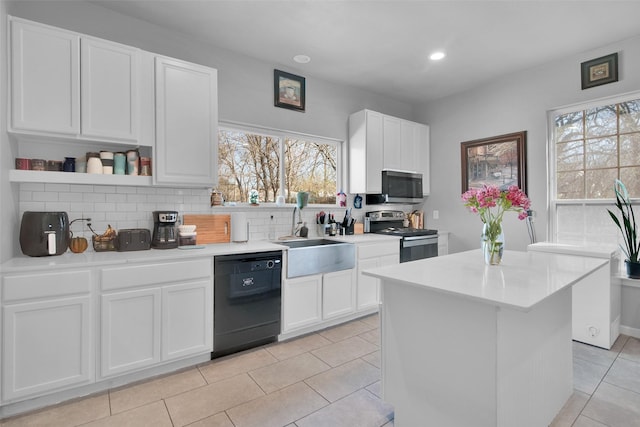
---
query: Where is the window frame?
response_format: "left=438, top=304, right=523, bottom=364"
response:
left=218, top=120, right=344, bottom=207
left=547, top=90, right=640, bottom=243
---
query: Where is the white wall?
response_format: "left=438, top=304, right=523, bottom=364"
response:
left=417, top=34, right=640, bottom=254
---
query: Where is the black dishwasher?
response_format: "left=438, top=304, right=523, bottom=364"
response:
left=212, top=251, right=282, bottom=358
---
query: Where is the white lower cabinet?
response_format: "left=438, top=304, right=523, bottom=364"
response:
left=356, top=241, right=400, bottom=310
left=2, top=270, right=93, bottom=402
left=322, top=269, right=356, bottom=320
left=101, top=288, right=162, bottom=377
left=99, top=258, right=213, bottom=378
left=162, top=280, right=213, bottom=360
left=282, top=274, right=323, bottom=333
left=282, top=268, right=357, bottom=334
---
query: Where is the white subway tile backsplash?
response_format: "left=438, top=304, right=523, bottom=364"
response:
left=18, top=183, right=356, bottom=248
left=93, top=186, right=117, bottom=194
left=32, top=191, right=59, bottom=202
left=83, top=192, right=106, bottom=203
left=105, top=193, right=128, bottom=203
left=21, top=183, right=45, bottom=192
left=45, top=183, right=70, bottom=192
left=116, top=186, right=138, bottom=194
left=59, top=192, right=84, bottom=202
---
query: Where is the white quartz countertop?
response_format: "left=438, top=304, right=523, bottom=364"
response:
left=1, top=234, right=398, bottom=273
left=0, top=241, right=285, bottom=272
left=364, top=249, right=608, bottom=311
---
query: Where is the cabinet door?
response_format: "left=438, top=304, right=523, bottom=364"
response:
left=282, top=275, right=322, bottom=333
left=382, top=115, right=402, bottom=171
left=10, top=18, right=80, bottom=134
left=81, top=37, right=139, bottom=141
left=100, top=288, right=161, bottom=377
left=357, top=258, right=380, bottom=311
left=365, top=111, right=384, bottom=193
left=417, top=124, right=430, bottom=195
left=3, top=296, right=92, bottom=400
left=155, top=56, right=218, bottom=186
left=162, top=280, right=213, bottom=360
left=322, top=269, right=356, bottom=320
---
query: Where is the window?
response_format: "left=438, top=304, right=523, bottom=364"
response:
left=217, top=124, right=340, bottom=205
left=550, top=93, right=640, bottom=244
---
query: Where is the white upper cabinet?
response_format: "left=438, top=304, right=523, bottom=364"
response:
left=154, top=56, right=218, bottom=187
left=9, top=16, right=141, bottom=144
left=80, top=37, right=139, bottom=141
left=401, top=120, right=430, bottom=196
left=382, top=115, right=402, bottom=171
left=349, top=110, right=383, bottom=194
left=349, top=109, right=430, bottom=195
left=10, top=18, right=80, bottom=135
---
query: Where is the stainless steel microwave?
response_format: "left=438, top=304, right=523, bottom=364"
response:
left=367, top=170, right=423, bottom=204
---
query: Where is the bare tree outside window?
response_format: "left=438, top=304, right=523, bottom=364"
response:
left=554, top=99, right=640, bottom=199
left=218, top=128, right=339, bottom=204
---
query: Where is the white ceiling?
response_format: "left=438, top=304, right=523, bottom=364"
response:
left=92, top=0, right=640, bottom=104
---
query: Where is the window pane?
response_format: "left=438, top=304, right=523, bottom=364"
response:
left=556, top=140, right=583, bottom=171
left=284, top=139, right=337, bottom=204
left=555, top=111, right=583, bottom=143
left=557, top=171, right=584, bottom=199
left=620, top=133, right=640, bottom=166
left=585, top=137, right=617, bottom=168
left=620, top=100, right=640, bottom=133
left=620, top=166, right=640, bottom=197
left=585, top=105, right=618, bottom=138
left=218, top=130, right=280, bottom=203
left=585, top=168, right=617, bottom=199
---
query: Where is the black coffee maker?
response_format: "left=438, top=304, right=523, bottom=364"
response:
left=152, top=211, right=178, bottom=249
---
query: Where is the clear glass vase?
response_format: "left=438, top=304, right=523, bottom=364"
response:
left=481, top=222, right=504, bottom=265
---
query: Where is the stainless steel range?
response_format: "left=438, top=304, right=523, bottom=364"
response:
left=366, top=210, right=438, bottom=262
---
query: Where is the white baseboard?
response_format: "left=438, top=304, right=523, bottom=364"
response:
left=620, top=325, right=640, bottom=339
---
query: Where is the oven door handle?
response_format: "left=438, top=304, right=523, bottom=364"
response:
left=402, top=235, right=438, bottom=247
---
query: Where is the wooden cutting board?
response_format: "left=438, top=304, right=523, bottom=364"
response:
left=182, top=214, right=231, bottom=244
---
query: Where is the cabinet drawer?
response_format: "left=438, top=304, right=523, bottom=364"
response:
left=3, top=270, right=92, bottom=302
left=101, top=258, right=212, bottom=291
left=358, top=242, right=399, bottom=259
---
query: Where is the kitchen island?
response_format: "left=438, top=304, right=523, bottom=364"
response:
left=364, top=249, right=609, bottom=427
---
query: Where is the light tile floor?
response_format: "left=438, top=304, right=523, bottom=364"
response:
left=2, top=314, right=640, bottom=427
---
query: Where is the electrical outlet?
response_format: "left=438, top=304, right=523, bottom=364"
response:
left=433, top=210, right=439, bottom=220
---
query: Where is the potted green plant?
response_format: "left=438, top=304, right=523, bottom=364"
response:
left=607, top=179, right=640, bottom=278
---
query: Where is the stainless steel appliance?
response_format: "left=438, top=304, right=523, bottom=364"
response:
left=151, top=211, right=178, bottom=249
left=19, top=211, right=70, bottom=257
left=366, top=170, right=423, bottom=204
left=366, top=210, right=438, bottom=262
left=213, top=251, right=282, bottom=358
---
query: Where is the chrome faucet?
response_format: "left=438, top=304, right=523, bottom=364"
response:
left=291, top=207, right=297, bottom=236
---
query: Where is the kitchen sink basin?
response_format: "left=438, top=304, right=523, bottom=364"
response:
left=278, top=239, right=355, bottom=278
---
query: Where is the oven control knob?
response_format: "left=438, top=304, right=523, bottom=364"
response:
left=266, top=260, right=275, bottom=269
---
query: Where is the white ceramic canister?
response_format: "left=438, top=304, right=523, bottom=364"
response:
left=86, top=152, right=103, bottom=174
left=100, top=151, right=114, bottom=174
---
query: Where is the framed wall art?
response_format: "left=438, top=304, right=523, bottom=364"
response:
left=274, top=69, right=305, bottom=112
left=461, top=131, right=527, bottom=194
left=581, top=53, right=618, bottom=90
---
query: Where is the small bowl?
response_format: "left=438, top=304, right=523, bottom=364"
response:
left=178, top=225, right=196, bottom=233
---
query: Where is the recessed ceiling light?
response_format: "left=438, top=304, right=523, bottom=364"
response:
left=293, top=54, right=311, bottom=64
left=429, top=51, right=446, bottom=61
